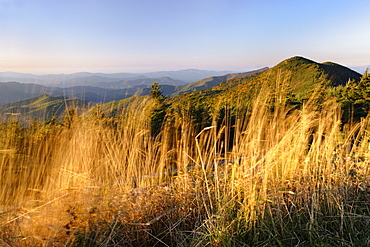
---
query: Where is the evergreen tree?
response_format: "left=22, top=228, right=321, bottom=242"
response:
left=149, top=81, right=167, bottom=136
left=333, top=70, right=370, bottom=122
left=150, top=81, right=165, bottom=102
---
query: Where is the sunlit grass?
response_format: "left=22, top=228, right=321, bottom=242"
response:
left=0, top=91, right=369, bottom=246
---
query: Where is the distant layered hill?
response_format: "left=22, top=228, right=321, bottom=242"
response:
left=0, top=69, right=263, bottom=105
left=0, top=69, right=236, bottom=87
left=0, top=94, right=91, bottom=122
left=170, top=67, right=269, bottom=96
left=0, top=81, right=172, bottom=105
left=0, top=82, right=56, bottom=105
left=97, top=77, right=184, bottom=89
left=142, top=69, right=236, bottom=82
left=2, top=56, right=363, bottom=123
left=132, top=68, right=269, bottom=97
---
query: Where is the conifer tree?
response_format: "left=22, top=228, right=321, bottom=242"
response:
left=150, top=81, right=165, bottom=102
left=149, top=81, right=167, bottom=136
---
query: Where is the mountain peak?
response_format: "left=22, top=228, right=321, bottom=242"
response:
left=280, top=56, right=317, bottom=66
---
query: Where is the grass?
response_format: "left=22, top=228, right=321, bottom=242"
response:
left=0, top=89, right=369, bottom=246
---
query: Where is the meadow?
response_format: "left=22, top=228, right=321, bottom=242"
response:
left=0, top=86, right=369, bottom=246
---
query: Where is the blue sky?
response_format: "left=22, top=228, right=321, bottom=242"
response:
left=1, top=0, right=369, bottom=73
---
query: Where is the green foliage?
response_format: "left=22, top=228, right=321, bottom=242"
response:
left=150, top=81, right=168, bottom=136
left=169, top=93, right=212, bottom=129
left=150, top=81, right=165, bottom=102
left=329, top=70, right=370, bottom=121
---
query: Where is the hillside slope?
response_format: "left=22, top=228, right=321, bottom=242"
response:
left=167, top=56, right=362, bottom=120
left=0, top=94, right=91, bottom=122
left=132, top=68, right=268, bottom=98
left=93, top=56, right=362, bottom=120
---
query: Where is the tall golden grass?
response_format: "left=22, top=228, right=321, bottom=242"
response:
left=0, top=90, right=369, bottom=246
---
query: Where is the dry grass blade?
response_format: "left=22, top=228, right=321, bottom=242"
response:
left=0, top=86, right=369, bottom=246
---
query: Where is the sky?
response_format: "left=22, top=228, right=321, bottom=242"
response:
left=1, top=0, right=369, bottom=74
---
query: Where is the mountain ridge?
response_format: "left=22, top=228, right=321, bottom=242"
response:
left=0, top=69, right=239, bottom=87
left=0, top=69, right=264, bottom=105
left=165, top=56, right=363, bottom=119
left=1, top=56, right=364, bottom=123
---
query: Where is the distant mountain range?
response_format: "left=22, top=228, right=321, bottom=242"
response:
left=0, top=68, right=263, bottom=121
left=0, top=69, right=237, bottom=87
left=133, top=68, right=269, bottom=97
left=0, top=56, right=364, bottom=123
left=0, top=69, right=265, bottom=105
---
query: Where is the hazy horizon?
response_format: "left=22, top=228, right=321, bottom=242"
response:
left=0, top=67, right=251, bottom=75
left=0, top=62, right=367, bottom=76
left=1, top=0, right=369, bottom=74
